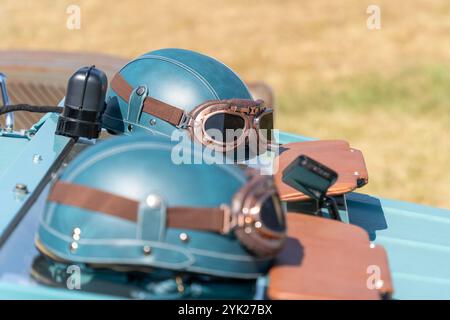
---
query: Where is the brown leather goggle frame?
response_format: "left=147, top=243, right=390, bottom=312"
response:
left=189, top=99, right=274, bottom=152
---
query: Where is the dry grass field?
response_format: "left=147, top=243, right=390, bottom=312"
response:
left=0, top=0, right=449, bottom=208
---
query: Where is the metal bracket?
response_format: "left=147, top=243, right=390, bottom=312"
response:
left=220, top=204, right=237, bottom=234
left=176, top=112, right=192, bottom=129
left=127, top=85, right=148, bottom=125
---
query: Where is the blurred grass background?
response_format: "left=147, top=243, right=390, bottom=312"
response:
left=0, top=0, right=448, bottom=208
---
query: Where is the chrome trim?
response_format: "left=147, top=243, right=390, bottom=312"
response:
left=0, top=73, right=13, bottom=131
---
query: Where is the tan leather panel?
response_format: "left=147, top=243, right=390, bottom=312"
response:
left=268, top=213, right=393, bottom=300
left=275, top=140, right=369, bottom=202
left=285, top=212, right=370, bottom=244
left=365, top=245, right=394, bottom=296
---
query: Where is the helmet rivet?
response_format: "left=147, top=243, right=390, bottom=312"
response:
left=179, top=233, right=189, bottom=243
left=244, top=227, right=252, bottom=234
left=175, top=276, right=185, bottom=293
left=149, top=119, right=157, bottom=126
left=255, top=221, right=262, bottom=228
left=70, top=242, right=78, bottom=253
left=136, top=86, right=146, bottom=96
left=244, top=216, right=252, bottom=224
left=146, top=194, right=161, bottom=208
left=143, top=245, right=152, bottom=255
left=72, top=228, right=81, bottom=240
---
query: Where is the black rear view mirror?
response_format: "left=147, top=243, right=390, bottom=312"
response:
left=282, top=155, right=338, bottom=201
left=282, top=155, right=341, bottom=220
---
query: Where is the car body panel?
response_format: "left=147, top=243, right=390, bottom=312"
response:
left=0, top=103, right=448, bottom=300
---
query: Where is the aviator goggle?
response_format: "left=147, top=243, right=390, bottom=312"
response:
left=46, top=172, right=287, bottom=258
left=111, top=75, right=274, bottom=154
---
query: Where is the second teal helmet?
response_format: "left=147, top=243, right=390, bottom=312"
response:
left=103, top=48, right=274, bottom=157
left=37, top=135, right=286, bottom=279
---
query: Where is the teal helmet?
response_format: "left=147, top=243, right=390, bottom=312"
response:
left=102, top=48, right=274, bottom=159
left=103, top=48, right=252, bottom=137
left=37, top=134, right=286, bottom=279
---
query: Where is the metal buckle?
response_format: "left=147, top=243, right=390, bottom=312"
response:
left=176, top=112, right=191, bottom=129
left=220, top=204, right=236, bottom=234
left=248, top=106, right=259, bottom=115
left=230, top=104, right=265, bottom=115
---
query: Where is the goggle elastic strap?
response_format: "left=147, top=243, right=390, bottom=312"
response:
left=48, top=181, right=230, bottom=236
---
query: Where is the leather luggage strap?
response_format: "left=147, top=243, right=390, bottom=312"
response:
left=48, top=181, right=227, bottom=233
left=110, top=73, right=186, bottom=127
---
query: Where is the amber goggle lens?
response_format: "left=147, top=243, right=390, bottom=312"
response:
left=258, top=112, right=274, bottom=141
left=259, top=194, right=286, bottom=233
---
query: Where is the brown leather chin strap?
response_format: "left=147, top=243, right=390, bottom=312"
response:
left=48, top=181, right=226, bottom=233
left=110, top=73, right=186, bottom=127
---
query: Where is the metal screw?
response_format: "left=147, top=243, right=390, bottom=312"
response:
left=146, top=194, right=161, bottom=209
left=376, top=280, right=384, bottom=289
left=179, top=233, right=189, bottom=243
left=149, top=119, right=157, bottom=126
left=143, top=245, right=152, bottom=255
left=255, top=221, right=262, bottom=229
left=32, top=154, right=43, bottom=164
left=136, top=86, right=146, bottom=96
left=14, top=183, right=28, bottom=194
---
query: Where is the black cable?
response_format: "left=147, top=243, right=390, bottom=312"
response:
left=0, top=104, right=62, bottom=116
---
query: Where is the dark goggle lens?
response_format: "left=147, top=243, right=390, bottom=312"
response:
left=204, top=113, right=245, bottom=143
left=260, top=194, right=286, bottom=232
left=258, top=112, right=274, bottom=141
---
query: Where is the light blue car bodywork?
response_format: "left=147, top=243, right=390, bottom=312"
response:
left=0, top=114, right=448, bottom=299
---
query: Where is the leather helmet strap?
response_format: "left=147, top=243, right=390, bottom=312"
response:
left=110, top=73, right=185, bottom=127
left=48, top=181, right=225, bottom=233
